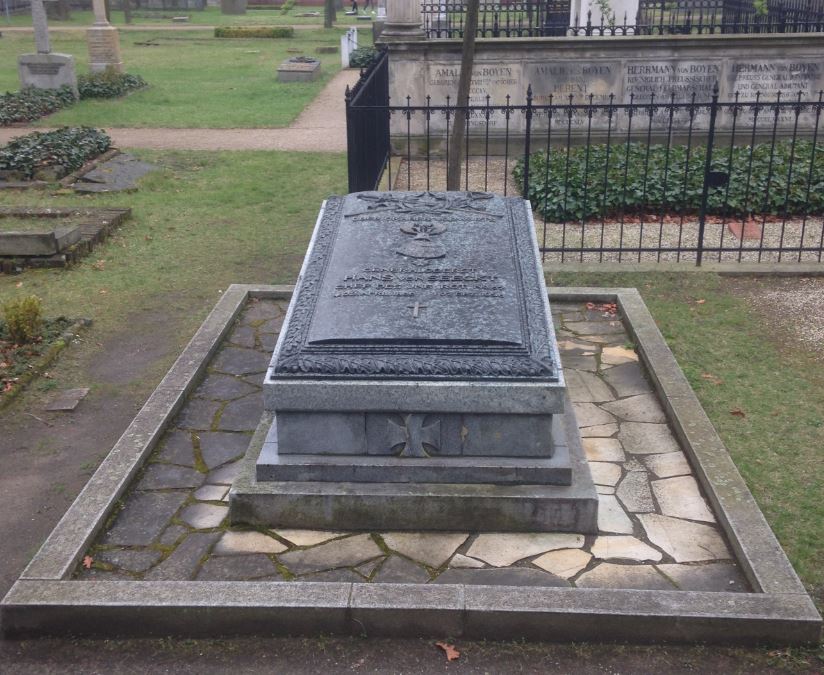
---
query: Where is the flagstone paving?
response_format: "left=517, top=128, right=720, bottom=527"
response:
left=76, top=299, right=749, bottom=593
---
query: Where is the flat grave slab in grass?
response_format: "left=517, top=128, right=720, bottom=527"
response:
left=72, top=154, right=158, bottom=193
left=1, top=284, right=820, bottom=644
left=0, top=207, right=131, bottom=272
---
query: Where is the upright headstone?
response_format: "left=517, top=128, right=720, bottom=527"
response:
left=44, top=0, right=71, bottom=21
left=341, top=27, right=358, bottom=68
left=230, top=191, right=598, bottom=533
left=220, top=0, right=247, bottom=15
left=87, top=0, right=124, bottom=73
left=18, top=0, right=79, bottom=98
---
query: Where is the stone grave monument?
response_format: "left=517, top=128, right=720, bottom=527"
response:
left=231, top=191, right=597, bottom=532
left=18, top=0, right=79, bottom=98
left=220, top=0, right=247, bottom=15
left=87, top=0, right=124, bottom=73
left=277, top=56, right=322, bottom=82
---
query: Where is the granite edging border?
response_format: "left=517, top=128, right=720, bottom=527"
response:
left=1, top=284, right=820, bottom=644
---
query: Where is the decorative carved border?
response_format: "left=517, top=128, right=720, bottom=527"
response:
left=273, top=193, right=557, bottom=381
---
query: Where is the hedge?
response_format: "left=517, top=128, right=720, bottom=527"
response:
left=349, top=47, right=379, bottom=69
left=214, top=26, right=294, bottom=38
left=1, top=73, right=147, bottom=126
left=78, top=71, right=147, bottom=99
left=0, top=127, right=112, bottom=180
left=0, top=87, right=76, bottom=126
left=515, top=140, right=824, bottom=222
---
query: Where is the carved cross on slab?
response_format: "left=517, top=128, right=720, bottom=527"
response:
left=387, top=414, right=441, bottom=457
left=407, top=301, right=427, bottom=318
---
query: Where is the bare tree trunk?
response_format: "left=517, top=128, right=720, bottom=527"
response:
left=123, top=0, right=132, bottom=24
left=324, top=0, right=336, bottom=28
left=446, top=0, right=479, bottom=191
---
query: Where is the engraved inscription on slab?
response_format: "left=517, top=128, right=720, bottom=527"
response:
left=727, top=59, right=823, bottom=100
left=26, top=63, right=62, bottom=75
left=272, top=192, right=558, bottom=380
left=623, top=60, right=720, bottom=128
left=527, top=62, right=618, bottom=131
left=425, top=63, right=524, bottom=130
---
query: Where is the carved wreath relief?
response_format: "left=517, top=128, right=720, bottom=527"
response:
left=396, top=222, right=447, bottom=260
left=355, top=191, right=500, bottom=263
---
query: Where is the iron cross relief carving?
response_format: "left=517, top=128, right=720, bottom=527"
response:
left=387, top=414, right=441, bottom=457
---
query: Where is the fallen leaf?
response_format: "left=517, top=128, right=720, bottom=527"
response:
left=15, top=281, right=23, bottom=288
left=98, top=289, right=107, bottom=295
left=82, top=555, right=94, bottom=569
left=701, top=372, right=723, bottom=385
left=91, top=259, right=106, bottom=271
left=435, top=642, right=460, bottom=662
left=730, top=408, right=746, bottom=418
left=696, top=299, right=706, bottom=304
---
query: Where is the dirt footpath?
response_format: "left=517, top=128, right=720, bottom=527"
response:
left=0, top=69, right=360, bottom=152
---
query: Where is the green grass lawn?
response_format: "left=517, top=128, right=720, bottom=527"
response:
left=2, top=6, right=373, bottom=27
left=0, top=150, right=346, bottom=336
left=0, top=29, right=354, bottom=127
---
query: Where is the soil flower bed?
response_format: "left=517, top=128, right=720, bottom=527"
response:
left=0, top=316, right=74, bottom=399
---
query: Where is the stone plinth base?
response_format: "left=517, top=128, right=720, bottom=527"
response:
left=257, top=412, right=571, bottom=484
left=277, top=59, right=321, bottom=82
left=18, top=53, right=78, bottom=99
left=87, top=25, right=123, bottom=74
left=230, top=400, right=598, bottom=533
left=0, top=227, right=81, bottom=257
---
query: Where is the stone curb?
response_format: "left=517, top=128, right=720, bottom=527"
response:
left=1, top=284, right=820, bottom=644
left=16, top=285, right=290, bottom=582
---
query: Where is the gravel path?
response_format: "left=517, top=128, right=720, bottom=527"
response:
left=0, top=68, right=360, bottom=152
left=728, top=276, right=824, bottom=359
left=393, top=158, right=824, bottom=265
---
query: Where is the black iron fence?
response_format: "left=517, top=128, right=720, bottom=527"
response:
left=422, top=0, right=824, bottom=37
left=346, top=73, right=824, bottom=264
left=345, top=50, right=391, bottom=198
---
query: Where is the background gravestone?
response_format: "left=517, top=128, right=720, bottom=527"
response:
left=44, top=0, right=71, bottom=21
left=87, top=0, right=124, bottom=73
left=18, top=0, right=79, bottom=98
left=221, top=0, right=247, bottom=15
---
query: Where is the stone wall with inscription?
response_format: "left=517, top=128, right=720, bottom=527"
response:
left=386, top=34, right=824, bottom=138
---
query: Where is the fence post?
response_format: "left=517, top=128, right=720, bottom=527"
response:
left=696, top=81, right=719, bottom=267
left=522, top=84, right=533, bottom=197
left=345, top=84, right=355, bottom=193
